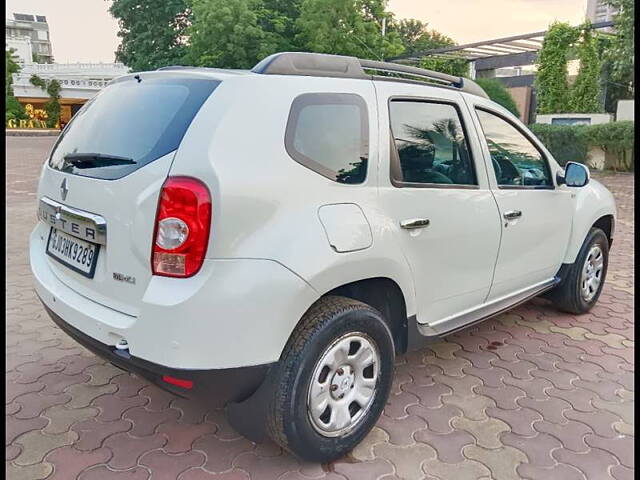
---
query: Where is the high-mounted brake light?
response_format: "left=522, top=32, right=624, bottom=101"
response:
left=152, top=177, right=211, bottom=277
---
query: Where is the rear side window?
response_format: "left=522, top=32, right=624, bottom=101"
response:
left=285, top=93, right=369, bottom=184
left=49, top=76, right=220, bottom=180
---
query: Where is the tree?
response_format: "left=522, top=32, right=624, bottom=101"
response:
left=295, top=0, right=404, bottom=60
left=475, top=78, right=520, bottom=117
left=260, top=0, right=303, bottom=51
left=186, top=0, right=282, bottom=68
left=29, top=75, right=61, bottom=128
left=569, top=23, right=602, bottom=113
left=535, top=22, right=580, bottom=114
left=604, top=0, right=634, bottom=85
left=394, top=18, right=455, bottom=56
left=419, top=55, right=468, bottom=77
left=108, top=0, right=190, bottom=71
left=600, top=0, right=634, bottom=111
left=6, top=49, right=27, bottom=122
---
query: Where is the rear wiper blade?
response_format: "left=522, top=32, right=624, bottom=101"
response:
left=64, top=153, right=136, bottom=168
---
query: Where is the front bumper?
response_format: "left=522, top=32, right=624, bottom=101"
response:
left=40, top=299, right=274, bottom=405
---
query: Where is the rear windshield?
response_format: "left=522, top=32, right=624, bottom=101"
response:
left=48, top=76, right=220, bottom=180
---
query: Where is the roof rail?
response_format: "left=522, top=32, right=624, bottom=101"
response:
left=156, top=66, right=194, bottom=71
left=155, top=66, right=249, bottom=75
left=251, top=52, right=489, bottom=99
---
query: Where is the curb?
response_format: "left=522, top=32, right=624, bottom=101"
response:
left=6, top=129, right=60, bottom=137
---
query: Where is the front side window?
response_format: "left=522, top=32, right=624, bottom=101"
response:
left=389, top=100, right=476, bottom=186
left=285, top=93, right=368, bottom=184
left=476, top=109, right=553, bottom=187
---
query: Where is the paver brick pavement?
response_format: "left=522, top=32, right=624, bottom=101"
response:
left=6, top=136, right=634, bottom=478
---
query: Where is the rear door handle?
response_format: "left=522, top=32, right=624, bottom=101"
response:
left=400, top=218, right=430, bottom=229
left=503, top=210, right=522, bottom=220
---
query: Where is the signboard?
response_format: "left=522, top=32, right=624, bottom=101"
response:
left=6, top=103, right=58, bottom=129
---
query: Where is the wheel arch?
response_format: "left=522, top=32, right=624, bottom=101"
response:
left=323, top=277, right=410, bottom=355
left=562, top=180, right=616, bottom=264
left=593, top=214, right=615, bottom=247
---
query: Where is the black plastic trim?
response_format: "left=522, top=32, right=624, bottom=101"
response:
left=406, top=276, right=561, bottom=344
left=39, top=297, right=274, bottom=406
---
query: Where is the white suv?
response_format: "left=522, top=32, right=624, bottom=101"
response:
left=30, top=52, right=616, bottom=461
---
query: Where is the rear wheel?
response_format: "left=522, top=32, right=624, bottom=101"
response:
left=549, top=227, right=609, bottom=314
left=266, top=296, right=394, bottom=462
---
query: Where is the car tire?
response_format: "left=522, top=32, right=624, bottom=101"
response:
left=266, top=295, right=395, bottom=462
left=549, top=227, right=609, bottom=314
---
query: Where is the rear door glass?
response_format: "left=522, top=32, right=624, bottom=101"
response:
left=49, top=76, right=220, bottom=180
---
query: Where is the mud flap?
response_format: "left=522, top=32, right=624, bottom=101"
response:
left=224, top=366, right=278, bottom=443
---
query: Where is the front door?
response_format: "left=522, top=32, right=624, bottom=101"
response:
left=464, top=97, right=573, bottom=300
left=376, top=82, right=502, bottom=326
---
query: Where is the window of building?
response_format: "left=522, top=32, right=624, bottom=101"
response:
left=285, top=93, right=369, bottom=184
left=476, top=108, right=553, bottom=188
left=36, top=30, right=48, bottom=41
left=389, top=100, right=477, bottom=186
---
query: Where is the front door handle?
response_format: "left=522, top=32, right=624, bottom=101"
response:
left=503, top=210, right=522, bottom=220
left=400, top=218, right=430, bottom=229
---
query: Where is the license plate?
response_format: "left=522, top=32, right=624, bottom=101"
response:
left=46, top=227, right=100, bottom=278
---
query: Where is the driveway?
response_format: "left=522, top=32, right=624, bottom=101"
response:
left=6, top=135, right=634, bottom=479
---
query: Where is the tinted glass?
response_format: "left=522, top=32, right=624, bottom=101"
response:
left=286, top=93, right=368, bottom=184
left=49, top=76, right=220, bottom=180
left=476, top=109, right=552, bottom=187
left=389, top=101, right=476, bottom=186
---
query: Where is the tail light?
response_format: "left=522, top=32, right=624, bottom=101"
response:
left=152, top=177, right=211, bottom=277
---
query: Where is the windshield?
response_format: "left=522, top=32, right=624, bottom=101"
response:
left=49, top=76, right=220, bottom=180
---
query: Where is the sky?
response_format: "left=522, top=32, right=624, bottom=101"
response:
left=6, top=0, right=588, bottom=64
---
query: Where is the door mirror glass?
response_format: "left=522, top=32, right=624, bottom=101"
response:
left=564, top=161, right=590, bottom=187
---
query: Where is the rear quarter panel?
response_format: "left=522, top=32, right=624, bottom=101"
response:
left=169, top=74, right=417, bottom=317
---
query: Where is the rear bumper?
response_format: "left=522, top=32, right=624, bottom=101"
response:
left=40, top=298, right=274, bottom=405
left=30, top=224, right=319, bottom=369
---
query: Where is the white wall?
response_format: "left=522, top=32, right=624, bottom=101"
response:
left=616, top=100, right=634, bottom=121
left=535, top=113, right=612, bottom=125
left=11, top=62, right=130, bottom=100
left=6, top=37, right=33, bottom=64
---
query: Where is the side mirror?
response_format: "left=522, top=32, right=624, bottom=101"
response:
left=557, top=162, right=590, bottom=187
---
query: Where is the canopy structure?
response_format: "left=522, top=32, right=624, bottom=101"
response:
left=389, top=21, right=615, bottom=64
left=388, top=21, right=616, bottom=122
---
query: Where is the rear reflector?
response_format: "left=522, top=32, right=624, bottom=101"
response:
left=162, top=375, right=193, bottom=389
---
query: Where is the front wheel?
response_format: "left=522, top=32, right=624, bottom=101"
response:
left=549, top=227, right=609, bottom=314
left=266, top=296, right=395, bottom=462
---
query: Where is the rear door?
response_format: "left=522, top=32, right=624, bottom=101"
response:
left=375, top=81, right=502, bottom=326
left=36, top=72, right=220, bottom=316
left=463, top=95, right=573, bottom=300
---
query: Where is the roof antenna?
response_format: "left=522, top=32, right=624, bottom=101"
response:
left=134, top=74, right=142, bottom=83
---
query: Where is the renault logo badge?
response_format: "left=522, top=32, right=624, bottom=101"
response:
left=60, top=178, right=68, bottom=201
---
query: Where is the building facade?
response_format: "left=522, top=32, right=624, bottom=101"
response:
left=6, top=13, right=53, bottom=63
left=586, top=0, right=618, bottom=32
left=9, top=62, right=130, bottom=128
left=6, top=12, right=130, bottom=130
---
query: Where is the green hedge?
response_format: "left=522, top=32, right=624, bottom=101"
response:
left=529, top=121, right=634, bottom=171
left=529, top=124, right=588, bottom=165
left=475, top=78, right=520, bottom=117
